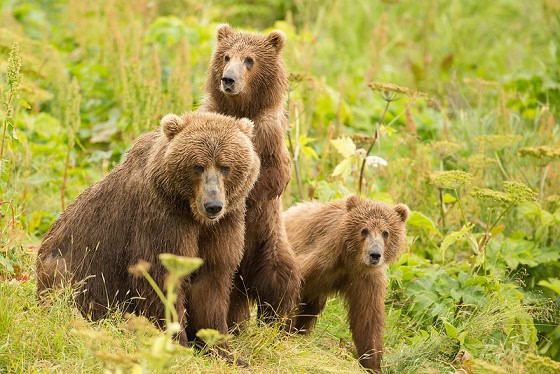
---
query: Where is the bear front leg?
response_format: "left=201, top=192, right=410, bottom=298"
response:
left=292, top=295, right=327, bottom=334
left=347, top=276, right=386, bottom=373
left=186, top=213, right=246, bottom=364
left=244, top=198, right=301, bottom=324
left=227, top=275, right=251, bottom=333
left=251, top=112, right=291, bottom=200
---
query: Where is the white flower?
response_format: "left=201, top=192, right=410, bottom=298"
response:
left=355, top=148, right=367, bottom=158
left=365, top=155, right=388, bottom=168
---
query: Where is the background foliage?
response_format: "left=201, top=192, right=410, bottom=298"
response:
left=0, top=0, right=559, bottom=372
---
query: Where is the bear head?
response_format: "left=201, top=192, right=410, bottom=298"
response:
left=342, top=195, right=409, bottom=268
left=206, top=24, right=288, bottom=114
left=154, top=112, right=260, bottom=224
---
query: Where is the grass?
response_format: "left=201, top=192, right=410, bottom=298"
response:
left=1, top=0, right=560, bottom=372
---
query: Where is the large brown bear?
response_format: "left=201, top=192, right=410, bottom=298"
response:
left=198, top=24, right=300, bottom=327
left=284, top=196, right=409, bottom=373
left=36, top=112, right=260, bottom=354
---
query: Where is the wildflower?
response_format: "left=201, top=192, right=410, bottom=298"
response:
left=471, top=181, right=536, bottom=207
left=503, top=181, right=538, bottom=203
left=6, top=42, right=22, bottom=90
left=476, top=134, right=522, bottom=152
left=349, top=133, right=376, bottom=146
left=355, top=148, right=367, bottom=159
left=368, top=81, right=424, bottom=96
left=159, top=253, right=203, bottom=278
left=366, top=155, right=388, bottom=168
left=471, top=187, right=513, bottom=207
left=467, top=154, right=497, bottom=169
left=128, top=260, right=151, bottom=278
left=518, top=146, right=560, bottom=165
left=431, top=170, right=473, bottom=189
left=429, top=140, right=462, bottom=158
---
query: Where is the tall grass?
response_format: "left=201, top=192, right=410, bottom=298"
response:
left=1, top=0, right=559, bottom=372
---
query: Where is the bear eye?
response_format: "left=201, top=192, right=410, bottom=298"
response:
left=382, top=230, right=389, bottom=240
left=360, top=228, right=369, bottom=238
left=224, top=55, right=230, bottom=62
left=220, top=166, right=230, bottom=176
left=193, top=165, right=204, bottom=175
left=244, top=57, right=254, bottom=69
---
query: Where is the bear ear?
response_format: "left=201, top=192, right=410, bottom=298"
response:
left=161, top=114, right=185, bottom=140
left=266, top=30, right=285, bottom=52
left=237, top=117, right=254, bottom=138
left=394, top=204, right=410, bottom=223
left=346, top=195, right=361, bottom=212
left=217, top=24, right=234, bottom=42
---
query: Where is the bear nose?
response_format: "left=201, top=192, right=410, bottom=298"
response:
left=221, top=76, right=235, bottom=86
left=204, top=201, right=223, bottom=216
left=369, top=252, right=381, bottom=264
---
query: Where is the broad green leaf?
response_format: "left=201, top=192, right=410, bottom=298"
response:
left=330, top=137, right=356, bottom=158
left=298, top=135, right=317, bottom=146
left=303, top=146, right=319, bottom=160
left=315, top=180, right=335, bottom=202
left=0, top=254, right=14, bottom=273
left=332, top=158, right=353, bottom=179
left=443, top=320, right=458, bottom=338
left=538, top=278, right=560, bottom=295
left=441, top=223, right=474, bottom=252
left=407, top=211, right=442, bottom=236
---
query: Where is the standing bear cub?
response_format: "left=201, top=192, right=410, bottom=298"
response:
left=36, top=112, right=260, bottom=350
left=284, top=196, right=409, bottom=373
left=199, top=24, right=300, bottom=327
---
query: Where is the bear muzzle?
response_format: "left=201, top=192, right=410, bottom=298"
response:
left=367, top=241, right=383, bottom=266
left=204, top=201, right=223, bottom=218
left=220, top=60, right=245, bottom=95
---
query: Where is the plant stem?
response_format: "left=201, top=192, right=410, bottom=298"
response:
left=539, top=164, right=549, bottom=200
left=0, top=92, right=14, bottom=161
left=494, top=151, right=510, bottom=180
left=0, top=200, right=15, bottom=239
left=358, top=99, right=391, bottom=195
left=140, top=269, right=167, bottom=307
left=61, top=148, right=70, bottom=210
left=286, top=110, right=303, bottom=200
left=488, top=200, right=517, bottom=234
left=439, top=188, right=447, bottom=233
left=455, top=190, right=468, bottom=227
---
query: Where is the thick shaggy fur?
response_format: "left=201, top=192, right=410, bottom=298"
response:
left=36, top=112, right=260, bottom=349
left=198, top=24, right=300, bottom=327
left=284, top=196, right=409, bottom=372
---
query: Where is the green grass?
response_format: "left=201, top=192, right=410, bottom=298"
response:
left=1, top=0, right=560, bottom=372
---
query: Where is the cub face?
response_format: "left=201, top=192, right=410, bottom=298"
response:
left=211, top=24, right=285, bottom=97
left=160, top=113, right=258, bottom=224
left=344, top=196, right=409, bottom=268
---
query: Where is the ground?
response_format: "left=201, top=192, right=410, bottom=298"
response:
left=0, top=0, right=559, bottom=373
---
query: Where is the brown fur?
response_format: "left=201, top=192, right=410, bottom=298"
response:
left=36, top=112, right=260, bottom=352
left=198, top=24, right=300, bottom=327
left=284, top=196, right=409, bottom=372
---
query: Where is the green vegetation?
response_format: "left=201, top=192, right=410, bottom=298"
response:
left=1, top=0, right=559, bottom=372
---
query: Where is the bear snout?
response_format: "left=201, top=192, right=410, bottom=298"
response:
left=221, top=75, right=235, bottom=88
left=367, top=241, right=383, bottom=266
left=220, top=60, right=245, bottom=95
left=369, top=251, right=381, bottom=265
left=204, top=201, right=223, bottom=217
left=195, top=168, right=227, bottom=222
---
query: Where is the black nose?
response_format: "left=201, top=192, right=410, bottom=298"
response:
left=204, top=202, right=223, bottom=216
left=369, top=252, right=381, bottom=264
left=221, top=76, right=235, bottom=86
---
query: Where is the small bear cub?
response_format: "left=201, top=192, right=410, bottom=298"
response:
left=284, top=195, right=409, bottom=373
